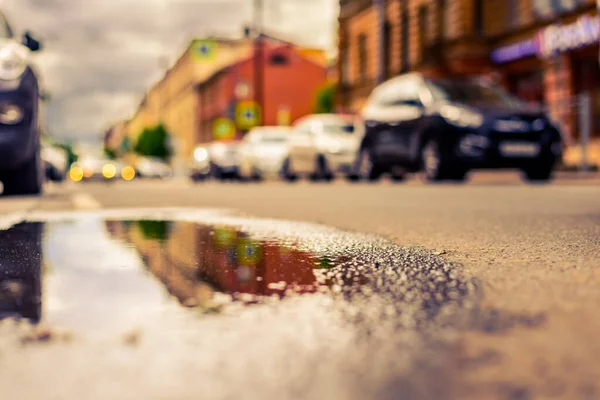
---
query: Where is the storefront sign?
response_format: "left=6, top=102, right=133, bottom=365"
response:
left=491, top=39, right=537, bottom=64
left=536, top=14, right=600, bottom=58
left=491, top=14, right=600, bottom=64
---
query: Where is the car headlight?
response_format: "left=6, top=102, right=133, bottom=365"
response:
left=440, top=105, right=484, bottom=129
left=0, top=44, right=28, bottom=81
left=194, top=147, right=208, bottom=162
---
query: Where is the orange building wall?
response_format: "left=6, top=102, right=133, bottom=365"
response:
left=196, top=44, right=328, bottom=143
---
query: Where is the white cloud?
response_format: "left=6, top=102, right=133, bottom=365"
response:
left=0, top=0, right=337, bottom=142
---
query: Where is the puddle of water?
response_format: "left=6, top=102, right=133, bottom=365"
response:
left=0, top=218, right=335, bottom=334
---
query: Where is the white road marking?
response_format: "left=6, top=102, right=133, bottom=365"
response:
left=71, top=192, right=102, bottom=210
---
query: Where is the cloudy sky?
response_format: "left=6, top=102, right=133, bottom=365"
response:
left=0, top=0, right=338, bottom=143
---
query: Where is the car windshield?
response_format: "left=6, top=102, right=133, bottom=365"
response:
left=322, top=119, right=356, bottom=134
left=428, top=80, right=524, bottom=107
left=260, top=135, right=287, bottom=143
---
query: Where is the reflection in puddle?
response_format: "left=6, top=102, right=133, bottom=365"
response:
left=1, top=218, right=335, bottom=332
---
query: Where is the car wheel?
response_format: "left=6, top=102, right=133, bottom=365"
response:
left=312, top=156, right=333, bottom=182
left=281, top=158, right=298, bottom=182
left=355, top=148, right=381, bottom=182
left=421, top=140, right=461, bottom=183
left=522, top=163, right=554, bottom=183
left=0, top=151, right=43, bottom=196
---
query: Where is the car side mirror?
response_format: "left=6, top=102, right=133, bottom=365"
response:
left=23, top=31, right=42, bottom=52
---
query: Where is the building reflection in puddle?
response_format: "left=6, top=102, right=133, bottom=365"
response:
left=106, top=220, right=329, bottom=308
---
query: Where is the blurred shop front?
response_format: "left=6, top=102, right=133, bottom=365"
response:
left=490, top=9, right=600, bottom=144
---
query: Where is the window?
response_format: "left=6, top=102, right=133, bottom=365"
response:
left=373, top=77, right=422, bottom=106
left=383, top=21, right=392, bottom=78
left=532, top=0, right=580, bottom=20
left=270, top=53, right=288, bottom=65
left=473, top=0, right=484, bottom=36
left=508, top=0, right=519, bottom=29
left=341, top=43, right=350, bottom=84
left=427, top=79, right=525, bottom=107
left=358, top=34, right=368, bottom=82
left=400, top=8, right=409, bottom=72
left=418, top=6, right=429, bottom=62
left=437, top=0, right=447, bottom=40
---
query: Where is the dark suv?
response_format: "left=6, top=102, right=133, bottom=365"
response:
left=0, top=11, right=43, bottom=195
left=357, top=73, right=564, bottom=182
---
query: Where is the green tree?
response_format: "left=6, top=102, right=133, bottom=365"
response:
left=56, top=142, right=78, bottom=166
left=104, top=148, right=117, bottom=160
left=134, top=124, right=171, bottom=161
left=137, top=220, right=171, bottom=241
left=313, top=83, right=337, bottom=114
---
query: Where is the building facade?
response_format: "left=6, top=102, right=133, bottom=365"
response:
left=124, top=35, right=327, bottom=162
left=195, top=40, right=328, bottom=144
left=338, top=0, right=600, bottom=144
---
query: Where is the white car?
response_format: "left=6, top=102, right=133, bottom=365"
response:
left=238, top=126, right=291, bottom=181
left=208, top=141, right=241, bottom=180
left=282, top=114, right=364, bottom=181
left=135, top=156, right=172, bottom=179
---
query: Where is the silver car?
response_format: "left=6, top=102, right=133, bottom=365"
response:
left=238, top=126, right=291, bottom=181
left=283, top=114, right=365, bottom=181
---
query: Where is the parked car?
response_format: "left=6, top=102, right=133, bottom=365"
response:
left=209, top=141, right=241, bottom=180
left=282, top=114, right=364, bottom=182
left=41, top=139, right=68, bottom=182
left=189, top=145, right=211, bottom=182
left=238, top=126, right=291, bottom=181
left=134, top=156, right=172, bottom=179
left=0, top=12, right=43, bottom=195
left=359, top=73, right=564, bottom=182
left=69, top=157, right=136, bottom=182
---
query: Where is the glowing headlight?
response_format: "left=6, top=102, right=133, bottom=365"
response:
left=102, top=163, right=117, bottom=179
left=194, top=147, right=208, bottom=162
left=69, top=166, right=83, bottom=182
left=441, top=105, right=484, bottom=129
left=121, top=166, right=136, bottom=181
left=0, top=44, right=28, bottom=81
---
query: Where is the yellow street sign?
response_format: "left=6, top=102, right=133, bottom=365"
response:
left=277, top=106, right=291, bottom=126
left=212, top=118, right=236, bottom=141
left=235, top=100, right=262, bottom=130
left=192, top=40, right=217, bottom=63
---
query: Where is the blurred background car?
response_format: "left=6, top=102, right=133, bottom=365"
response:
left=282, top=114, right=364, bottom=182
left=134, top=156, right=172, bottom=179
left=41, top=139, right=68, bottom=183
left=209, top=141, right=241, bottom=181
left=69, top=156, right=136, bottom=182
left=238, top=126, right=291, bottom=181
left=0, top=12, right=43, bottom=195
left=188, top=145, right=211, bottom=182
left=359, top=73, right=564, bottom=183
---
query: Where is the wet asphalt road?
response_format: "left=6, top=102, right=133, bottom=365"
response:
left=0, top=173, right=599, bottom=400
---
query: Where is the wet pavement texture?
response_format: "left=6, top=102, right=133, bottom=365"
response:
left=0, top=209, right=550, bottom=399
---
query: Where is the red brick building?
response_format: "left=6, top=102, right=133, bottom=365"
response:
left=196, top=38, right=328, bottom=143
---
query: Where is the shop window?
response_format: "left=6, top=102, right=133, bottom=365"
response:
left=358, top=33, right=368, bottom=82
left=400, top=8, right=409, bottom=72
